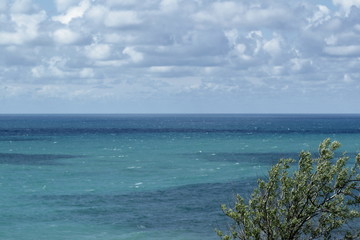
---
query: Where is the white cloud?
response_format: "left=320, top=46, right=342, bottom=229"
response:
left=85, top=4, right=108, bottom=24
left=290, top=58, right=313, bottom=73
left=31, top=65, right=46, bottom=78
left=36, top=85, right=65, bottom=97
left=0, top=11, right=46, bottom=45
left=53, top=0, right=90, bottom=24
left=0, top=84, right=28, bottom=97
left=2, top=0, right=360, bottom=113
left=10, top=0, right=34, bottom=13
left=123, top=46, right=144, bottom=63
left=246, top=31, right=263, bottom=54
left=324, top=45, right=360, bottom=56
left=193, top=1, right=243, bottom=26
left=244, top=7, right=291, bottom=27
left=160, top=0, right=179, bottom=12
left=53, top=28, right=80, bottom=45
left=105, top=0, right=138, bottom=7
left=32, top=59, right=96, bottom=80
left=0, top=32, right=22, bottom=45
left=224, top=29, right=239, bottom=47
left=79, top=68, right=95, bottom=78
left=324, top=35, right=337, bottom=45
left=343, top=73, right=354, bottom=83
left=149, top=66, right=174, bottom=72
left=55, top=0, right=79, bottom=12
left=333, top=0, right=360, bottom=16
left=233, top=44, right=251, bottom=60
left=225, top=29, right=264, bottom=59
left=94, top=59, right=126, bottom=67
left=104, top=33, right=137, bottom=44
left=104, top=10, right=142, bottom=27
left=263, top=36, right=282, bottom=57
left=194, top=2, right=291, bottom=28
left=307, top=5, right=331, bottom=28
left=85, top=43, right=111, bottom=60
left=269, top=65, right=285, bottom=76
left=47, top=57, right=69, bottom=78
left=31, top=57, right=69, bottom=78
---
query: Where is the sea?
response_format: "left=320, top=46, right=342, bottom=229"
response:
left=0, top=114, right=359, bottom=240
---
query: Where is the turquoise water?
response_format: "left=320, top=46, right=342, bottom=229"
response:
left=0, top=114, right=359, bottom=239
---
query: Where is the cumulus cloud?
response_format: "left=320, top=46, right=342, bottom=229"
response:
left=53, top=28, right=80, bottom=45
left=343, top=73, right=354, bottom=83
left=160, top=0, right=179, bottom=12
left=53, top=0, right=90, bottom=24
left=290, top=58, right=314, bottom=73
left=263, top=35, right=283, bottom=57
left=2, top=0, right=360, bottom=112
left=307, top=5, right=331, bottom=28
left=104, top=33, right=137, bottom=44
left=105, top=0, right=139, bottom=7
left=10, top=0, right=35, bottom=13
left=193, top=1, right=244, bottom=26
left=324, top=45, right=360, bottom=56
left=85, top=43, right=112, bottom=60
left=31, top=56, right=96, bottom=81
left=104, top=10, right=142, bottom=27
left=31, top=65, right=45, bottom=78
left=55, top=0, right=79, bottom=12
left=79, top=68, right=95, bottom=78
left=85, top=4, right=108, bottom=24
left=149, top=66, right=174, bottom=73
left=123, top=46, right=144, bottom=63
left=333, top=0, right=360, bottom=16
left=193, top=1, right=292, bottom=29
left=0, top=11, right=46, bottom=45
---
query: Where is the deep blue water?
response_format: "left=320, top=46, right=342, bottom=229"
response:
left=0, top=114, right=359, bottom=239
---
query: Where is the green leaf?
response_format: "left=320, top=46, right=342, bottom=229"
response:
left=218, top=139, right=360, bottom=240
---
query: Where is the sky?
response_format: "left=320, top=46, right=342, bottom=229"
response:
left=0, top=0, right=360, bottom=113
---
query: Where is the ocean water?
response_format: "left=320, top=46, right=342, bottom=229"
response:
left=0, top=114, right=359, bottom=240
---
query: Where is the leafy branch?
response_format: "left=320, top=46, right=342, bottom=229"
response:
left=217, top=139, right=360, bottom=240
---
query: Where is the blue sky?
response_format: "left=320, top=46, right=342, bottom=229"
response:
left=0, top=0, right=360, bottom=113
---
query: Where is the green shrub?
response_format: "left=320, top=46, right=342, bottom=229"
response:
left=218, top=139, right=360, bottom=240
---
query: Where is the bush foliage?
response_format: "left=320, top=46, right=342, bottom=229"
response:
left=218, top=139, right=360, bottom=240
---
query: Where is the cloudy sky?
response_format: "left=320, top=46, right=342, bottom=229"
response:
left=0, top=0, right=360, bottom=113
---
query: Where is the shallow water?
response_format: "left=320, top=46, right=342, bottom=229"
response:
left=0, top=114, right=359, bottom=239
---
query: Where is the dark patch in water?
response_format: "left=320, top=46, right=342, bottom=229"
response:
left=0, top=137, right=47, bottom=142
left=36, top=180, right=258, bottom=233
left=187, top=152, right=358, bottom=165
left=188, top=152, right=300, bottom=165
left=0, top=153, right=80, bottom=165
left=30, top=171, right=360, bottom=236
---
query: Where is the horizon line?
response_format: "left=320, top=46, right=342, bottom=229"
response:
left=0, top=113, right=359, bottom=115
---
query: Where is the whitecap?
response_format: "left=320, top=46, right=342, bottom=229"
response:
left=137, top=225, right=146, bottom=229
